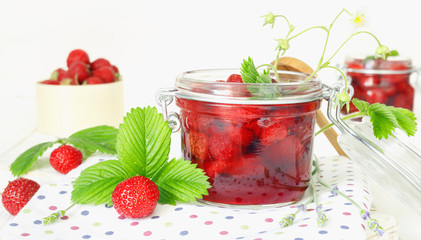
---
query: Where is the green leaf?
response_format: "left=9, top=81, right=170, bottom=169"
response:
left=352, top=98, right=369, bottom=114
left=153, top=158, right=211, bottom=205
left=240, top=57, right=260, bottom=84
left=240, top=57, right=271, bottom=84
left=66, top=125, right=118, bottom=158
left=240, top=58, right=278, bottom=98
left=10, top=141, right=56, bottom=177
left=367, top=103, right=398, bottom=139
left=116, top=107, right=171, bottom=178
left=389, top=50, right=399, bottom=56
left=387, top=106, right=417, bottom=136
left=71, top=160, right=134, bottom=205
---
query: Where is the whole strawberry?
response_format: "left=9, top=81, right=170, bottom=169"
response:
left=66, top=61, right=91, bottom=84
left=39, top=79, right=60, bottom=85
left=112, top=176, right=159, bottom=218
left=84, top=76, right=105, bottom=85
left=2, top=178, right=40, bottom=215
left=67, top=49, right=90, bottom=68
left=92, top=66, right=116, bottom=83
left=91, top=58, right=111, bottom=71
left=50, top=145, right=83, bottom=174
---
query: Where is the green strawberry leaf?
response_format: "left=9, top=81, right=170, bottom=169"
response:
left=387, top=106, right=417, bottom=136
left=352, top=98, right=369, bottom=114
left=241, top=57, right=272, bottom=84
left=71, top=160, right=135, bottom=206
left=153, top=158, right=211, bottom=205
left=65, top=125, right=118, bottom=159
left=10, top=141, right=56, bottom=177
left=367, top=103, right=398, bottom=139
left=116, top=107, right=171, bottom=178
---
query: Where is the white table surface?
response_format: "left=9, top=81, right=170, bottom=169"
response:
left=1, top=93, right=421, bottom=239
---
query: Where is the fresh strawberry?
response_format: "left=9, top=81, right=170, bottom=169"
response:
left=111, top=65, right=119, bottom=74
left=92, top=66, right=115, bottom=83
left=226, top=74, right=243, bottom=83
left=67, top=49, right=90, bottom=68
left=84, top=76, right=105, bottom=85
left=91, top=58, right=111, bottom=71
left=112, top=176, right=159, bottom=218
left=49, top=145, right=83, bottom=174
left=2, top=178, right=40, bottom=215
left=50, top=68, right=67, bottom=81
left=60, top=77, right=78, bottom=85
left=66, top=61, right=91, bottom=84
left=39, top=79, right=60, bottom=85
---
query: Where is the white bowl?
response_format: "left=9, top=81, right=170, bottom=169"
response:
left=36, top=81, right=124, bottom=137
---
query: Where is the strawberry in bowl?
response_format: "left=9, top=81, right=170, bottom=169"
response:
left=36, top=49, right=124, bottom=137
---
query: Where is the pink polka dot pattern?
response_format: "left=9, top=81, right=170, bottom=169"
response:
left=1, top=156, right=370, bottom=240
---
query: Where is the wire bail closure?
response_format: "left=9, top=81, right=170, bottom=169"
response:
left=155, top=88, right=180, bottom=133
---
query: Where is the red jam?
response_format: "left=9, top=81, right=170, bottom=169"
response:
left=176, top=96, right=320, bottom=205
left=344, top=56, right=414, bottom=113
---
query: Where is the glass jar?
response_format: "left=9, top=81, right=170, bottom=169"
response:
left=343, top=56, right=416, bottom=113
left=158, top=69, right=324, bottom=206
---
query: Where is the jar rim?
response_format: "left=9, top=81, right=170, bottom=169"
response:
left=175, top=68, right=324, bottom=104
left=344, top=55, right=415, bottom=74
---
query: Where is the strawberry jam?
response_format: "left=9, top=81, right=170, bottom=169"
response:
left=175, top=69, right=322, bottom=206
left=344, top=56, right=415, bottom=113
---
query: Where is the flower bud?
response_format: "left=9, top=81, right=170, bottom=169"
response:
left=276, top=38, right=290, bottom=51
left=263, top=12, right=276, bottom=28
left=375, top=45, right=389, bottom=60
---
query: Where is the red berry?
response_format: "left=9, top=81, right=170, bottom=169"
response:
left=112, top=176, right=159, bottom=218
left=91, top=58, right=111, bottom=71
left=263, top=135, right=305, bottom=166
left=362, top=87, right=388, bottom=104
left=223, top=123, right=255, bottom=149
left=67, top=49, right=90, bottom=68
left=208, top=133, right=240, bottom=163
left=258, top=121, right=288, bottom=146
left=66, top=62, right=91, bottom=84
left=84, top=76, right=105, bottom=85
left=185, top=130, right=209, bottom=162
left=2, top=178, right=40, bottom=215
left=203, top=158, right=231, bottom=182
left=92, top=66, right=115, bottom=83
left=60, top=77, right=78, bottom=85
left=50, top=68, right=67, bottom=81
left=111, top=65, right=119, bottom=74
left=227, top=74, right=243, bottom=83
left=39, top=79, right=60, bottom=85
left=357, top=75, right=380, bottom=88
left=49, top=145, right=83, bottom=174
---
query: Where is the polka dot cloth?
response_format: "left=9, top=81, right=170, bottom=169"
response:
left=0, top=156, right=371, bottom=239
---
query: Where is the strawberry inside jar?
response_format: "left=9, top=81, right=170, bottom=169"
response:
left=344, top=56, right=415, bottom=113
left=174, top=69, right=322, bottom=206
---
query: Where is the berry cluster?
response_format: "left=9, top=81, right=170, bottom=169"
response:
left=39, top=49, right=120, bottom=85
left=178, top=74, right=321, bottom=205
